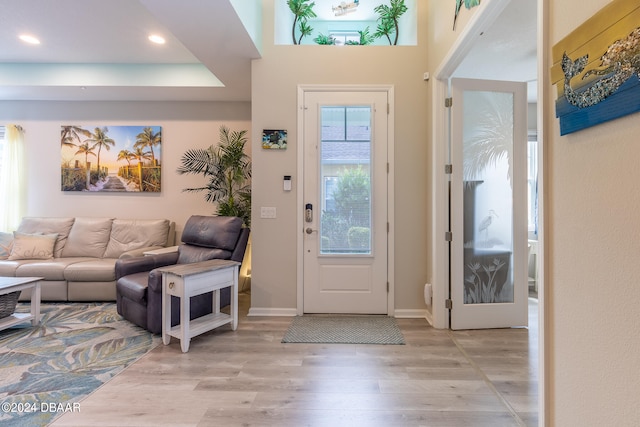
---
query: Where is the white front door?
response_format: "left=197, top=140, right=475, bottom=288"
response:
left=302, top=90, right=389, bottom=314
left=450, top=78, right=528, bottom=330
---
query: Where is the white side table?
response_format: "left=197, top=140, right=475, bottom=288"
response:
left=0, top=277, right=43, bottom=332
left=158, top=259, right=240, bottom=352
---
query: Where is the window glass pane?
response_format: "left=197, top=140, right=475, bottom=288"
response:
left=346, top=107, right=371, bottom=140
left=320, top=107, right=372, bottom=255
left=321, top=107, right=346, bottom=141
left=0, top=126, right=5, bottom=174
left=527, top=135, right=538, bottom=234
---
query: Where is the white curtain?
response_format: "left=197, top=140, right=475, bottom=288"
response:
left=0, top=124, right=26, bottom=232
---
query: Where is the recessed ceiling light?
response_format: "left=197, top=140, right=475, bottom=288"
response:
left=148, top=35, right=166, bottom=45
left=19, top=34, right=40, bottom=45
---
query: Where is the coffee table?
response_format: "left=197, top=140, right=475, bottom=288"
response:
left=158, top=259, right=240, bottom=352
left=0, top=276, right=43, bottom=332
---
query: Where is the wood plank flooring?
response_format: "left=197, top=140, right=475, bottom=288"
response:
left=51, top=294, right=538, bottom=427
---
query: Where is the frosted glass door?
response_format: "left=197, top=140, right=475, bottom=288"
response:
left=451, top=78, right=528, bottom=330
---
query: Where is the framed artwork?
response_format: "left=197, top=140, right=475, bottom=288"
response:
left=262, top=129, right=287, bottom=149
left=552, top=0, right=640, bottom=135
left=61, top=125, right=162, bottom=192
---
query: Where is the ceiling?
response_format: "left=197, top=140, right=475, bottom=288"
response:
left=0, top=0, right=537, bottom=103
left=453, top=0, right=538, bottom=102
left=0, top=0, right=261, bottom=102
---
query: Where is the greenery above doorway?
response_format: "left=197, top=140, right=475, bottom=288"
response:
left=285, top=0, right=412, bottom=46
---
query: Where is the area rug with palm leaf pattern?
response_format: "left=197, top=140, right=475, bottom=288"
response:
left=0, top=302, right=160, bottom=427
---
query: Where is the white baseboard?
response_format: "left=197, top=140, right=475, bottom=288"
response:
left=394, top=309, right=430, bottom=320
left=247, top=307, right=298, bottom=317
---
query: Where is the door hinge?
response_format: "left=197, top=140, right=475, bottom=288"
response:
left=387, top=282, right=390, bottom=293
left=445, top=97, right=453, bottom=108
left=387, top=103, right=390, bottom=114
left=387, top=162, right=390, bottom=173
left=445, top=299, right=453, bottom=309
left=445, top=231, right=453, bottom=241
left=387, top=222, right=390, bottom=233
left=444, top=164, right=453, bottom=174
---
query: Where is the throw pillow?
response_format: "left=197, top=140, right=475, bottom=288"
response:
left=8, top=232, right=59, bottom=260
left=17, top=217, right=75, bottom=258
left=0, top=232, right=13, bottom=259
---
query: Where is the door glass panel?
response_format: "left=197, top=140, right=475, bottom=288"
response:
left=320, top=106, right=372, bottom=255
left=462, top=91, right=514, bottom=304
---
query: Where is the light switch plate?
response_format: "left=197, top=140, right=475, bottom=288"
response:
left=260, top=207, right=277, bottom=219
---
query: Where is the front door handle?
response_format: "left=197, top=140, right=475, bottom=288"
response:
left=305, top=227, right=317, bottom=234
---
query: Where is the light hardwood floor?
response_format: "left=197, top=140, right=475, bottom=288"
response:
left=52, top=294, right=538, bottom=427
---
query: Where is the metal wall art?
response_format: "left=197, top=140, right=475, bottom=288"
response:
left=552, top=0, right=640, bottom=135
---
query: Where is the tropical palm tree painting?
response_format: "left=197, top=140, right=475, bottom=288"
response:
left=60, top=125, right=162, bottom=192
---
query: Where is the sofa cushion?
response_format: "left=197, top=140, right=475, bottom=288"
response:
left=0, top=232, right=13, bottom=259
left=62, top=217, right=113, bottom=258
left=181, top=216, right=242, bottom=251
left=0, top=259, right=37, bottom=276
left=64, top=259, right=117, bottom=282
left=17, top=217, right=75, bottom=258
left=103, top=219, right=170, bottom=259
left=15, top=257, right=88, bottom=281
left=9, top=232, right=58, bottom=260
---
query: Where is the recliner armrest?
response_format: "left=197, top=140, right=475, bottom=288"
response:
left=115, top=252, right=179, bottom=279
left=231, top=228, right=250, bottom=263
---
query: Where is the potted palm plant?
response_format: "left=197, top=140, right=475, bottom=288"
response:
left=177, top=126, right=251, bottom=227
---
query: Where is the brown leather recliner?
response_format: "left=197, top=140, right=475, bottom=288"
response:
left=115, top=215, right=249, bottom=334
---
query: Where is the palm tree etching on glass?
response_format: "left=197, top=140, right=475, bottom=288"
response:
left=463, top=90, right=514, bottom=304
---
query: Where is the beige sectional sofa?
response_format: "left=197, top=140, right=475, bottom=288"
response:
left=0, top=217, right=175, bottom=301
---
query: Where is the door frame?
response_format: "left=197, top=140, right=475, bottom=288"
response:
left=296, top=84, right=395, bottom=316
left=431, top=0, right=547, bottom=424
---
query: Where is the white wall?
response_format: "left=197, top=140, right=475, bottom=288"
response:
left=250, top=0, right=430, bottom=313
left=547, top=0, right=640, bottom=425
left=0, top=101, right=251, bottom=238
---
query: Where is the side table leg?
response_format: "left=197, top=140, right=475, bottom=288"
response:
left=31, top=282, right=41, bottom=326
left=231, top=265, right=238, bottom=331
left=180, top=292, right=190, bottom=352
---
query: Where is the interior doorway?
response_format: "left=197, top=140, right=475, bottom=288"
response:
left=431, top=0, right=544, bottom=422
